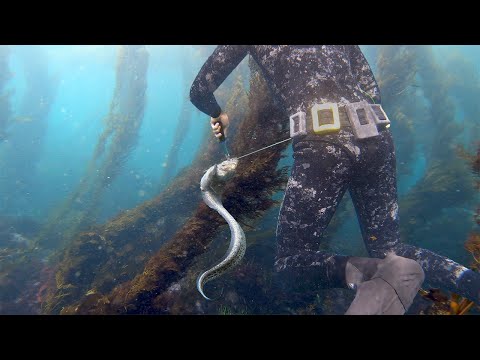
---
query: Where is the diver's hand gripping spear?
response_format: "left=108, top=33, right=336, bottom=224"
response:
left=211, top=114, right=230, bottom=158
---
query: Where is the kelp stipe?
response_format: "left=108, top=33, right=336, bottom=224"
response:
left=37, top=46, right=149, bottom=247
left=0, top=46, right=58, bottom=216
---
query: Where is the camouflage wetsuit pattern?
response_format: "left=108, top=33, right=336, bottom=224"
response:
left=190, top=45, right=480, bottom=303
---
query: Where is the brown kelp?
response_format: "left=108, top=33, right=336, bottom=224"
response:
left=49, top=58, right=290, bottom=315
left=395, top=46, right=475, bottom=257
left=460, top=142, right=480, bottom=274
left=42, top=63, right=250, bottom=314
left=0, top=47, right=57, bottom=313
left=375, top=45, right=422, bottom=178
left=38, top=46, right=149, bottom=247
left=416, top=148, right=479, bottom=316
left=0, top=46, right=59, bottom=214
left=443, top=52, right=480, bottom=147
left=414, top=287, right=473, bottom=315
left=465, top=233, right=480, bottom=270
left=457, top=142, right=480, bottom=228
left=156, top=98, right=192, bottom=191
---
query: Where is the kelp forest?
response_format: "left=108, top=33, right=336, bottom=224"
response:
left=0, top=45, right=478, bottom=315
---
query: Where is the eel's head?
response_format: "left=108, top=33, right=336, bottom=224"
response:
left=216, top=158, right=238, bottom=180
left=200, top=158, right=238, bottom=193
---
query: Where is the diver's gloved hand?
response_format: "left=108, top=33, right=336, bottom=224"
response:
left=210, top=112, right=229, bottom=141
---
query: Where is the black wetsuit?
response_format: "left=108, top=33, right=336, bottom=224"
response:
left=190, top=45, right=480, bottom=304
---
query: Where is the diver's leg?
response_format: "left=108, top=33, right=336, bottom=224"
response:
left=346, top=130, right=425, bottom=314
left=391, top=243, right=480, bottom=305
left=349, top=130, right=480, bottom=305
left=274, top=140, right=354, bottom=291
left=348, top=130, right=401, bottom=258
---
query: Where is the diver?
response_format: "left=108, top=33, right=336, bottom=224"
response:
left=190, top=45, right=480, bottom=315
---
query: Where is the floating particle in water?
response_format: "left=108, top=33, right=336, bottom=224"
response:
left=135, top=174, right=140, bottom=179
left=75, top=271, right=81, bottom=277
left=162, top=162, right=167, bottom=168
left=138, top=190, right=146, bottom=197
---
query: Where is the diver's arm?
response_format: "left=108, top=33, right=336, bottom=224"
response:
left=348, top=45, right=382, bottom=104
left=190, top=45, right=249, bottom=118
